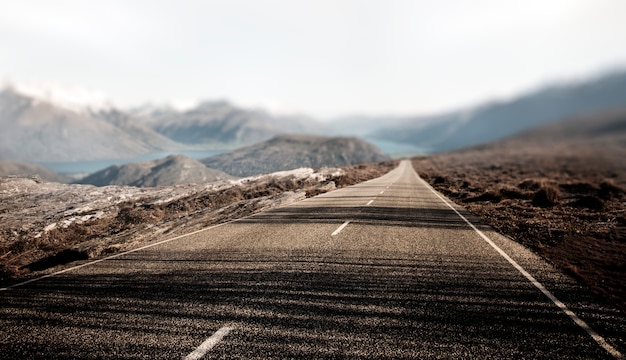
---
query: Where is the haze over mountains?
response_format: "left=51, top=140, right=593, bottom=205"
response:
left=0, top=86, right=180, bottom=163
left=0, top=69, right=625, bottom=185
left=132, top=101, right=325, bottom=146
left=370, top=70, right=626, bottom=152
left=481, top=108, right=626, bottom=155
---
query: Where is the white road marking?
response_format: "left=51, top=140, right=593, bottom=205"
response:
left=0, top=219, right=241, bottom=291
left=379, top=190, right=385, bottom=194
left=418, top=176, right=623, bottom=359
left=185, top=326, right=233, bottom=360
left=366, top=200, right=374, bottom=206
left=331, top=221, right=350, bottom=236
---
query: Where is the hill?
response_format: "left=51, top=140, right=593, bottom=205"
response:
left=201, top=134, right=390, bottom=177
left=76, top=154, right=234, bottom=187
left=372, top=70, right=626, bottom=152
left=0, top=87, right=181, bottom=162
left=133, top=100, right=325, bottom=146
left=0, top=158, right=68, bottom=183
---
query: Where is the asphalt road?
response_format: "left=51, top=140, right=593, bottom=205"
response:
left=1, top=160, right=624, bottom=359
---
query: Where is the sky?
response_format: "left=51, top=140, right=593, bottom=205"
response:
left=1, top=0, right=626, bottom=120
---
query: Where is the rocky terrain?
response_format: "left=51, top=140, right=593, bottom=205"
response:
left=76, top=154, right=234, bottom=187
left=412, top=109, right=626, bottom=311
left=0, top=160, right=397, bottom=282
left=0, top=158, right=69, bottom=183
left=0, top=87, right=181, bottom=162
left=202, top=134, right=391, bottom=177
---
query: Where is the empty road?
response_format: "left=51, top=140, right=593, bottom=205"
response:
left=1, top=160, right=624, bottom=359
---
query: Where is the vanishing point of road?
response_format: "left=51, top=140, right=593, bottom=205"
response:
left=1, top=160, right=624, bottom=359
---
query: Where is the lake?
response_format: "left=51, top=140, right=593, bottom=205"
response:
left=39, top=149, right=227, bottom=175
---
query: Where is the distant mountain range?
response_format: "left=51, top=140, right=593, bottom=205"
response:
left=76, top=154, right=234, bottom=187
left=131, top=100, right=325, bottom=146
left=0, top=85, right=328, bottom=164
left=484, top=108, right=626, bottom=150
left=201, top=134, right=390, bottom=177
left=370, top=70, right=626, bottom=152
left=1, top=69, right=625, bottom=178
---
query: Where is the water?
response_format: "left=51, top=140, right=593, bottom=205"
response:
left=39, top=149, right=227, bottom=175
left=365, top=138, right=430, bottom=158
left=39, top=140, right=428, bottom=176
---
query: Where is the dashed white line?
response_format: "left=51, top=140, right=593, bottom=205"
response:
left=185, top=326, right=233, bottom=360
left=366, top=200, right=374, bottom=206
left=331, top=221, right=350, bottom=236
left=379, top=190, right=385, bottom=194
left=418, top=176, right=623, bottom=359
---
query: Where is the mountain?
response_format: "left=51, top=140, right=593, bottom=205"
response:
left=0, top=158, right=69, bottom=183
left=484, top=108, right=626, bottom=150
left=371, top=70, right=626, bottom=152
left=201, top=134, right=390, bottom=177
left=76, top=154, right=234, bottom=187
left=0, top=86, right=182, bottom=163
left=133, top=100, right=326, bottom=146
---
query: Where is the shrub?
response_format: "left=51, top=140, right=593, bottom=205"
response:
left=599, top=179, right=625, bottom=200
left=518, top=178, right=542, bottom=191
left=532, top=185, right=560, bottom=207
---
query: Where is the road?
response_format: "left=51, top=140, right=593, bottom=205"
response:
left=1, top=160, right=624, bottom=359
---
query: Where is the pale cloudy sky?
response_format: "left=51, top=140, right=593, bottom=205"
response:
left=1, top=0, right=625, bottom=119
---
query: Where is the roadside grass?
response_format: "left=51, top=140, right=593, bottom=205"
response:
left=413, top=148, right=626, bottom=312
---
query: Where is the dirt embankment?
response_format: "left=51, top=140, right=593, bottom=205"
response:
left=0, top=161, right=397, bottom=282
left=413, top=145, right=626, bottom=311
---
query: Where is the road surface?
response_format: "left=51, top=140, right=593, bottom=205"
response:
left=1, top=160, right=624, bottom=359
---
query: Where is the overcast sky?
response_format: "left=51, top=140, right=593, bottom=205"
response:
left=1, top=0, right=626, bottom=119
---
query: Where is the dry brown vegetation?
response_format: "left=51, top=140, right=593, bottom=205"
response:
left=0, top=160, right=397, bottom=282
left=413, top=141, right=626, bottom=311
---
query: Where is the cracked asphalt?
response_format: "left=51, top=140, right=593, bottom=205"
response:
left=1, top=160, right=624, bottom=359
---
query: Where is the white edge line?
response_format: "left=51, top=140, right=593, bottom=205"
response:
left=417, top=176, right=623, bottom=359
left=184, top=326, right=233, bottom=360
left=1, top=165, right=405, bottom=291
left=366, top=200, right=374, bottom=206
left=0, top=218, right=240, bottom=291
left=331, top=221, right=350, bottom=236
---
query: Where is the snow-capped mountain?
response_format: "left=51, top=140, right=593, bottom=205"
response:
left=7, top=81, right=114, bottom=115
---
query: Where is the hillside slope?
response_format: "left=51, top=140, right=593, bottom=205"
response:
left=0, top=88, right=181, bottom=162
left=77, top=154, right=234, bottom=187
left=0, top=158, right=68, bottom=183
left=201, top=134, right=390, bottom=177
left=373, top=70, right=626, bottom=152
